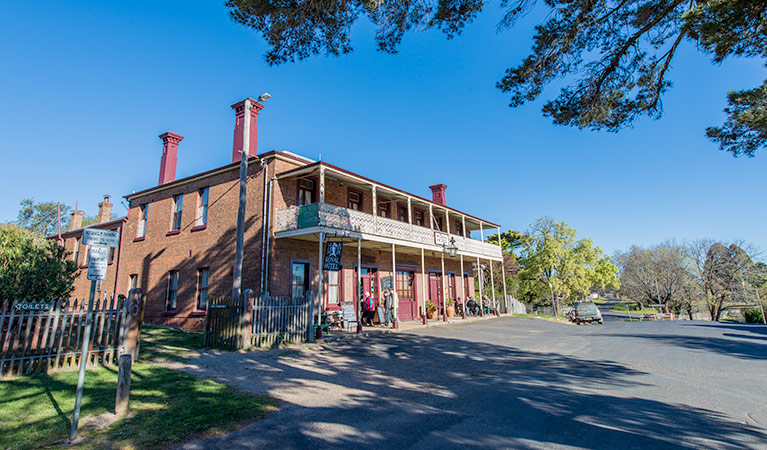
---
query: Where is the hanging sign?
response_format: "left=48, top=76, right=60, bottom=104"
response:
left=87, top=246, right=109, bottom=281
left=434, top=231, right=450, bottom=246
left=297, top=204, right=319, bottom=228
left=323, top=241, right=343, bottom=271
left=82, top=228, right=120, bottom=247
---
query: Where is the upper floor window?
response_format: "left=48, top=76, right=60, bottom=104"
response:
left=397, top=205, right=408, bottom=223
left=197, top=187, right=209, bottom=226
left=166, top=271, right=179, bottom=310
left=414, top=210, right=425, bottom=227
left=109, top=246, right=116, bottom=263
left=435, top=216, right=444, bottom=231
left=197, top=268, right=209, bottom=310
left=171, top=194, right=183, bottom=231
left=454, top=219, right=464, bottom=236
left=137, top=204, right=148, bottom=237
left=377, top=200, right=390, bottom=218
left=298, top=179, right=316, bottom=206
left=347, top=190, right=362, bottom=211
left=73, top=237, right=81, bottom=263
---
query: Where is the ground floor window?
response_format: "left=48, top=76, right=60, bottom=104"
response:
left=129, top=274, right=138, bottom=291
left=166, top=271, right=179, bottom=311
left=291, top=261, right=310, bottom=298
left=325, top=268, right=342, bottom=307
left=197, top=268, right=209, bottom=310
left=396, top=271, right=415, bottom=300
left=448, top=273, right=456, bottom=300
left=464, top=272, right=471, bottom=298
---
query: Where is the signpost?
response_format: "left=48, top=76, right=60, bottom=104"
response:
left=70, top=228, right=120, bottom=442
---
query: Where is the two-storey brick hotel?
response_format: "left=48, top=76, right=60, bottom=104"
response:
left=61, top=98, right=505, bottom=330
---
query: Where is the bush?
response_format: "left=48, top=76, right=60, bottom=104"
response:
left=744, top=308, right=765, bottom=323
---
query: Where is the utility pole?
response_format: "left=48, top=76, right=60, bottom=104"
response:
left=232, top=98, right=252, bottom=300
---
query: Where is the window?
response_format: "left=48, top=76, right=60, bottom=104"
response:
left=347, top=190, right=362, bottom=210
left=455, top=219, right=464, bottom=236
left=448, top=273, right=456, bottom=300
left=109, top=246, right=116, bottom=263
left=325, top=269, right=342, bottom=306
left=73, top=237, right=81, bottom=263
left=414, top=210, right=424, bottom=227
left=196, top=268, right=209, bottom=310
left=291, top=262, right=310, bottom=297
left=435, top=216, right=444, bottom=231
left=137, top=204, right=147, bottom=238
left=166, top=271, right=179, bottom=310
left=298, top=179, right=315, bottom=206
left=129, top=274, right=138, bottom=291
left=397, top=205, right=408, bottom=222
left=171, top=195, right=183, bottom=231
left=396, top=271, right=415, bottom=300
left=197, top=188, right=209, bottom=226
left=464, top=272, right=471, bottom=298
left=377, top=200, right=390, bottom=218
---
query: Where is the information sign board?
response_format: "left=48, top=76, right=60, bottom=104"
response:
left=82, top=229, right=120, bottom=247
left=434, top=231, right=450, bottom=246
left=340, top=301, right=357, bottom=326
left=297, top=204, right=319, bottom=228
left=87, top=246, right=109, bottom=281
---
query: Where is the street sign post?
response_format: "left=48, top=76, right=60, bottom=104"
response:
left=82, top=228, right=120, bottom=247
left=86, top=246, right=109, bottom=281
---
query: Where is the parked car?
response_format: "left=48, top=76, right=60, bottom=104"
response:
left=566, top=308, right=576, bottom=322
left=574, top=301, right=603, bottom=325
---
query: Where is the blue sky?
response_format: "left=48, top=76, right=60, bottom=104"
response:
left=1, top=0, right=764, bottom=256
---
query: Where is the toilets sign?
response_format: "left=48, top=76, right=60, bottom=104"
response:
left=82, top=229, right=120, bottom=281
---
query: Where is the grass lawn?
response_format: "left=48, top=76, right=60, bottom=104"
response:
left=0, top=325, right=277, bottom=449
left=592, top=298, right=608, bottom=305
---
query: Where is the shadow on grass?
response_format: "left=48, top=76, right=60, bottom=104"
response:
left=179, top=332, right=766, bottom=449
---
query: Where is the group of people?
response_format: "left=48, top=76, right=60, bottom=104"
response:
left=361, top=289, right=398, bottom=327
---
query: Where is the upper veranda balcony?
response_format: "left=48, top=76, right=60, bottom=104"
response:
left=271, top=162, right=503, bottom=261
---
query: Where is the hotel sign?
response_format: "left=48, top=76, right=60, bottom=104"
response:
left=323, top=241, right=343, bottom=271
left=434, top=231, right=450, bottom=246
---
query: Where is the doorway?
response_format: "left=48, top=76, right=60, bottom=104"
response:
left=428, top=272, right=443, bottom=312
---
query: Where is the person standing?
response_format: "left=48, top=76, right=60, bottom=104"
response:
left=362, top=291, right=375, bottom=326
left=383, top=289, right=394, bottom=327
left=390, top=288, right=399, bottom=328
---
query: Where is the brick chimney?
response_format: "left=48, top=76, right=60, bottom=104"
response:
left=429, top=184, right=447, bottom=206
left=158, top=131, right=184, bottom=185
left=231, top=98, right=265, bottom=163
left=70, top=209, right=84, bottom=230
left=97, top=195, right=113, bottom=223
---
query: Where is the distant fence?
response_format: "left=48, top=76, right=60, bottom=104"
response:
left=0, top=298, right=130, bottom=379
left=506, top=296, right=527, bottom=315
left=204, top=291, right=314, bottom=350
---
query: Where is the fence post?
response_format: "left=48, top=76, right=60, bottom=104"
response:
left=114, top=353, right=132, bottom=417
left=124, top=289, right=145, bottom=361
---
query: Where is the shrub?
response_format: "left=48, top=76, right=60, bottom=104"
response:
left=744, top=308, right=765, bottom=323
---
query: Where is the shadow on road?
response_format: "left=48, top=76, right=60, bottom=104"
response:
left=181, top=332, right=765, bottom=449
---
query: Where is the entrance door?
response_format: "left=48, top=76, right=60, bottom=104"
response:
left=428, top=272, right=443, bottom=312
left=395, top=270, right=416, bottom=321
left=357, top=267, right=379, bottom=307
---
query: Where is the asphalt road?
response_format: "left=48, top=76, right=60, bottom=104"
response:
left=180, top=318, right=767, bottom=450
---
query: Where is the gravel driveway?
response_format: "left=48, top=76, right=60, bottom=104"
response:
left=176, top=317, right=767, bottom=449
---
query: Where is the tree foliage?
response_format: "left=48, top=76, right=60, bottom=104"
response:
left=616, top=243, right=688, bottom=312
left=15, top=199, right=71, bottom=237
left=0, top=225, right=79, bottom=301
left=518, top=217, right=619, bottom=314
left=227, top=0, right=767, bottom=156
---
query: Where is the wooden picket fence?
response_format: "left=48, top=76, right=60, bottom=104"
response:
left=0, top=298, right=130, bottom=379
left=251, top=292, right=314, bottom=348
left=204, top=292, right=314, bottom=350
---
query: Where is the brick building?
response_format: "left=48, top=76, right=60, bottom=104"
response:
left=75, top=97, right=504, bottom=330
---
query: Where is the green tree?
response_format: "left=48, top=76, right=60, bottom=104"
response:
left=0, top=224, right=79, bottom=301
left=616, top=243, right=689, bottom=312
left=703, top=242, right=753, bottom=321
left=227, top=0, right=767, bottom=156
left=518, top=217, right=618, bottom=314
left=15, top=199, right=71, bottom=236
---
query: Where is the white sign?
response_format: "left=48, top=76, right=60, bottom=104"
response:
left=434, top=231, right=450, bottom=246
left=87, top=246, right=109, bottom=281
left=82, top=229, right=120, bottom=247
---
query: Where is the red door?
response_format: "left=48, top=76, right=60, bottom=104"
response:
left=428, top=272, right=443, bottom=312
left=357, top=267, right=379, bottom=307
left=395, top=271, right=416, bottom=321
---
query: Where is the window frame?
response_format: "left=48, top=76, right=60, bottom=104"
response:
left=290, top=259, right=312, bottom=298
left=137, top=204, right=148, bottom=238
left=324, top=265, right=344, bottom=310
left=397, top=203, right=408, bottom=223
left=377, top=198, right=391, bottom=218
left=196, top=267, right=209, bottom=310
left=166, top=271, right=179, bottom=311
left=396, top=270, right=416, bottom=301
left=129, top=274, right=138, bottom=291
left=171, top=194, right=183, bottom=231
left=196, top=187, right=209, bottom=226
left=297, top=177, right=317, bottom=206
left=73, top=237, right=81, bottom=264
left=347, top=188, right=362, bottom=211
left=413, top=209, right=425, bottom=227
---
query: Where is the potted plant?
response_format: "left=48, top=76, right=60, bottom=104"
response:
left=446, top=299, right=456, bottom=317
left=426, top=300, right=437, bottom=319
